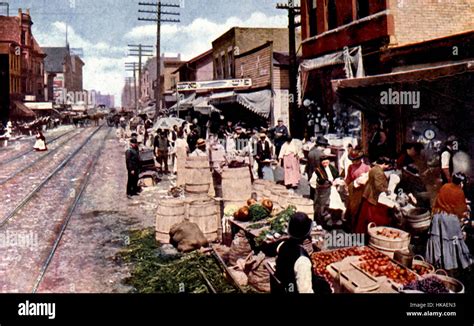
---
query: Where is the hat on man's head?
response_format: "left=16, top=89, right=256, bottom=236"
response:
left=196, top=138, right=206, bottom=147
left=278, top=118, right=284, bottom=122
left=287, top=212, right=313, bottom=240
left=260, top=133, right=267, bottom=138
left=130, top=138, right=138, bottom=144
left=348, top=148, right=365, bottom=161
left=316, top=136, right=329, bottom=147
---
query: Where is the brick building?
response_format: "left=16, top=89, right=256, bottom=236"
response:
left=175, top=49, right=214, bottom=83
left=0, top=9, right=46, bottom=123
left=212, top=27, right=300, bottom=80
left=140, top=54, right=184, bottom=109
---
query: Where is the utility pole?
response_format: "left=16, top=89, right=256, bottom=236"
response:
left=138, top=1, right=180, bottom=118
left=125, top=62, right=143, bottom=112
left=277, top=0, right=302, bottom=138
left=128, top=44, right=154, bottom=105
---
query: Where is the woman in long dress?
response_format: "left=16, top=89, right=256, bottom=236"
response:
left=175, top=130, right=189, bottom=186
left=33, top=130, right=47, bottom=152
left=279, top=136, right=301, bottom=188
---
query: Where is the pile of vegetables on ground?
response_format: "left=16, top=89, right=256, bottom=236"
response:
left=117, top=228, right=241, bottom=293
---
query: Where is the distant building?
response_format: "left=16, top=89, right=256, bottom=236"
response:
left=93, top=90, right=115, bottom=108
left=0, top=9, right=46, bottom=123
left=43, top=46, right=85, bottom=103
left=174, top=49, right=213, bottom=83
left=140, top=54, right=184, bottom=109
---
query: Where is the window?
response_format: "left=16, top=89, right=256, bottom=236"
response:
left=227, top=51, right=233, bottom=78
left=309, top=0, right=318, bottom=36
left=327, top=0, right=337, bottom=30
left=221, top=54, right=226, bottom=79
left=357, top=0, right=370, bottom=19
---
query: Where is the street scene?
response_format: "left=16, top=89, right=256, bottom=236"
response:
left=0, top=0, right=474, bottom=313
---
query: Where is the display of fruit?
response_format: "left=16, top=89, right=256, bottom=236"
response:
left=247, top=198, right=257, bottom=206
left=412, top=263, right=431, bottom=276
left=234, top=206, right=250, bottom=222
left=403, top=276, right=449, bottom=293
left=261, top=198, right=274, bottom=212
left=358, top=260, right=417, bottom=285
left=249, top=204, right=271, bottom=222
left=375, top=228, right=401, bottom=239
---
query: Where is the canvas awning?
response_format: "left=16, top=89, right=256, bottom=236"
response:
left=209, top=89, right=273, bottom=119
left=169, top=92, right=196, bottom=112
left=11, top=101, right=36, bottom=119
left=192, top=96, right=220, bottom=115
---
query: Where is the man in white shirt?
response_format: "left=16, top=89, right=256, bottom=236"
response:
left=440, top=136, right=457, bottom=184
left=190, top=138, right=208, bottom=157
left=274, top=212, right=331, bottom=294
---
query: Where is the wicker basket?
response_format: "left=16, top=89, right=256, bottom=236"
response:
left=368, top=223, right=411, bottom=250
left=412, top=255, right=435, bottom=276
left=433, top=270, right=465, bottom=294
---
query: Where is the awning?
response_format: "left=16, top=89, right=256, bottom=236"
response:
left=169, top=92, right=196, bottom=112
left=298, top=46, right=365, bottom=104
left=209, top=89, right=273, bottom=119
left=192, top=96, right=220, bottom=115
left=332, top=60, right=474, bottom=118
left=11, top=101, right=36, bottom=118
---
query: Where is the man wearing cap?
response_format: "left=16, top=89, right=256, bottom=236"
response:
left=274, top=212, right=331, bottom=294
left=255, top=133, right=272, bottom=179
left=273, top=118, right=289, bottom=157
left=190, top=138, right=208, bottom=157
left=125, top=138, right=140, bottom=198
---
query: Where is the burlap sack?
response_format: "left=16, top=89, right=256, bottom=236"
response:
left=246, top=252, right=271, bottom=293
left=169, top=221, right=209, bottom=253
left=228, top=230, right=253, bottom=266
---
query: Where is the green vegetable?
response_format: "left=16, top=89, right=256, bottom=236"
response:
left=249, top=204, right=270, bottom=222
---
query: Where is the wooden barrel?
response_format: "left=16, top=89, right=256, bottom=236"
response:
left=222, top=167, right=252, bottom=206
left=185, top=157, right=212, bottom=198
left=155, top=199, right=186, bottom=243
left=368, top=223, right=410, bottom=258
left=288, top=196, right=314, bottom=220
left=405, top=208, right=432, bottom=233
left=188, top=199, right=219, bottom=242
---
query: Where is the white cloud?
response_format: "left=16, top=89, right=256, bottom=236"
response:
left=125, top=11, right=287, bottom=59
left=34, top=21, right=128, bottom=105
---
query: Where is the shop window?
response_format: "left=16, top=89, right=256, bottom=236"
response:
left=357, top=0, right=370, bottom=19
left=327, top=0, right=337, bottom=30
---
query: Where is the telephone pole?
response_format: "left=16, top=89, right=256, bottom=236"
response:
left=138, top=1, right=180, bottom=117
left=125, top=62, right=143, bottom=112
left=128, top=44, right=154, bottom=104
left=277, top=0, right=302, bottom=138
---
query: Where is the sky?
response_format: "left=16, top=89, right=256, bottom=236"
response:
left=5, top=0, right=290, bottom=105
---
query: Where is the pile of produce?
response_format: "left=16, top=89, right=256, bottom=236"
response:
left=117, top=228, right=240, bottom=293
left=233, top=199, right=273, bottom=222
left=358, top=259, right=417, bottom=285
left=412, top=264, right=432, bottom=276
left=254, top=206, right=297, bottom=246
left=403, top=276, right=449, bottom=293
left=312, top=247, right=374, bottom=283
left=376, top=228, right=401, bottom=239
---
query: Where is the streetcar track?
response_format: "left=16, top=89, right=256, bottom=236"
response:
left=0, top=125, right=104, bottom=228
left=32, top=127, right=113, bottom=293
left=0, top=128, right=77, bottom=166
left=0, top=128, right=85, bottom=186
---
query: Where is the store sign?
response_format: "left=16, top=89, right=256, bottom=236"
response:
left=177, top=78, right=252, bottom=92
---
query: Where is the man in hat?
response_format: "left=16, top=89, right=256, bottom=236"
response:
left=274, top=212, right=331, bottom=294
left=306, top=136, right=330, bottom=201
left=154, top=129, right=170, bottom=174
left=255, top=133, right=273, bottom=179
left=125, top=138, right=141, bottom=198
left=190, top=138, right=208, bottom=157
left=440, top=136, right=458, bottom=184
left=273, top=118, right=289, bottom=157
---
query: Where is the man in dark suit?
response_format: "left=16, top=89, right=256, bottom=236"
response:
left=306, top=136, right=329, bottom=201
left=126, top=138, right=141, bottom=198
left=255, top=133, right=272, bottom=179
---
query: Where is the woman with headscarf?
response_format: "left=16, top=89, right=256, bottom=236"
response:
left=345, top=147, right=370, bottom=230
left=278, top=136, right=301, bottom=188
